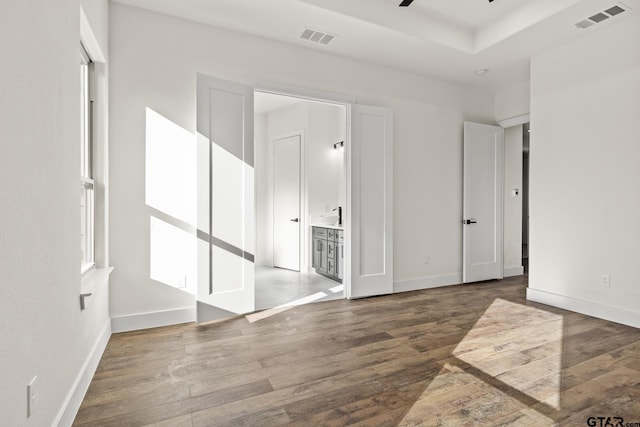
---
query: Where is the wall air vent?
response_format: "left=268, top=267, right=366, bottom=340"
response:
left=300, top=28, right=336, bottom=45
left=575, top=3, right=629, bottom=29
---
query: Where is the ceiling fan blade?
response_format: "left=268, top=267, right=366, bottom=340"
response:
left=399, top=0, right=414, bottom=6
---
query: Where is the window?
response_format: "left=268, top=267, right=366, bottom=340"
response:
left=80, top=45, right=94, bottom=274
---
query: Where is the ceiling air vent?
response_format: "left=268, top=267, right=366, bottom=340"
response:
left=575, top=19, right=595, bottom=29
left=589, top=12, right=610, bottom=23
left=605, top=5, right=626, bottom=16
left=300, top=28, right=336, bottom=45
left=575, top=3, right=629, bottom=29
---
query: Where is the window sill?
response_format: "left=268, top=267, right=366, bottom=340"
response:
left=81, top=266, right=114, bottom=298
left=81, top=262, right=95, bottom=277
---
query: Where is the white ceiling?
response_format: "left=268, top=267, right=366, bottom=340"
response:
left=409, top=0, right=533, bottom=29
left=112, top=0, right=639, bottom=90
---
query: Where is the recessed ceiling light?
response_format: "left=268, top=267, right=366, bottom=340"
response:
left=475, top=69, right=489, bottom=76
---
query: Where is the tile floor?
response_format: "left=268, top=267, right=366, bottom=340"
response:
left=255, top=266, right=344, bottom=310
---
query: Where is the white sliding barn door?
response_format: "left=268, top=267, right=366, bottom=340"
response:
left=463, top=121, right=504, bottom=283
left=347, top=104, right=394, bottom=299
left=196, top=74, right=255, bottom=322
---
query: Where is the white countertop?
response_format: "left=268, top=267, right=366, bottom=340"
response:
left=311, top=223, right=344, bottom=230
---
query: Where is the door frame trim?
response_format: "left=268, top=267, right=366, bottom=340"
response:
left=497, top=113, right=530, bottom=129
left=271, top=130, right=305, bottom=271
left=249, top=80, right=356, bottom=106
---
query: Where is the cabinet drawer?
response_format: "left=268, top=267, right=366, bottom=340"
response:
left=336, top=230, right=344, bottom=243
left=327, top=229, right=336, bottom=242
left=312, top=227, right=327, bottom=239
left=328, top=241, right=335, bottom=259
left=328, top=259, right=335, bottom=276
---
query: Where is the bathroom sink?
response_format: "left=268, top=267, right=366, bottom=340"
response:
left=313, top=215, right=339, bottom=226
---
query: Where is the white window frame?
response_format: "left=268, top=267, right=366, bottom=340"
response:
left=80, top=44, right=95, bottom=275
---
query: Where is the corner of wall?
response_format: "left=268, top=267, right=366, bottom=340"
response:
left=54, top=319, right=111, bottom=427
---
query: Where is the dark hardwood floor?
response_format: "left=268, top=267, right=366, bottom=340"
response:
left=74, top=276, right=640, bottom=426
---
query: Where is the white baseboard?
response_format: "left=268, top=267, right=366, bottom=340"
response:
left=55, top=319, right=111, bottom=427
left=527, top=288, right=640, bottom=329
left=504, top=266, right=524, bottom=277
left=394, top=273, right=463, bottom=293
left=111, top=307, right=196, bottom=333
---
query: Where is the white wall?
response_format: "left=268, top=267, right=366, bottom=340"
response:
left=504, top=125, right=523, bottom=275
left=109, top=4, right=495, bottom=320
left=529, top=15, right=640, bottom=322
left=0, top=1, right=111, bottom=425
left=307, top=102, right=345, bottom=220
left=495, top=81, right=530, bottom=123
left=81, top=0, right=108, bottom=54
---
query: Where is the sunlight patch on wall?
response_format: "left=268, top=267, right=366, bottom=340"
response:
left=150, top=216, right=197, bottom=295
left=145, top=107, right=197, bottom=226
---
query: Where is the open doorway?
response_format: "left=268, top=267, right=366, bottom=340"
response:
left=501, top=121, right=528, bottom=281
left=196, top=73, right=394, bottom=322
left=522, top=123, right=530, bottom=274
left=254, top=91, right=347, bottom=310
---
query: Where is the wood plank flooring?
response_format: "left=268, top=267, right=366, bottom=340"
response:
left=74, top=276, right=640, bottom=426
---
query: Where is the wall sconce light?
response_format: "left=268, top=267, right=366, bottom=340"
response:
left=333, top=141, right=344, bottom=150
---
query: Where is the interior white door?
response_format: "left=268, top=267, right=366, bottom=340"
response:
left=196, top=73, right=255, bottom=322
left=273, top=135, right=301, bottom=271
left=347, top=104, right=394, bottom=299
left=463, top=121, right=505, bottom=283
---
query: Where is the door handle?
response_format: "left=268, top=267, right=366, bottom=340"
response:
left=290, top=218, right=299, bottom=222
left=463, top=219, right=477, bottom=225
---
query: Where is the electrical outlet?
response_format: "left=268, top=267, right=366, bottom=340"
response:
left=27, top=376, right=37, bottom=418
left=601, top=274, right=610, bottom=288
left=424, top=255, right=430, bottom=264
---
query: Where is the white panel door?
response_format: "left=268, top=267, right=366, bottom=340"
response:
left=273, top=135, right=301, bottom=271
left=463, top=121, right=505, bottom=283
left=196, top=74, right=254, bottom=321
left=347, top=104, right=393, bottom=299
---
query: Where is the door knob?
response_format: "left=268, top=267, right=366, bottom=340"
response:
left=463, top=219, right=477, bottom=225
left=290, top=218, right=299, bottom=222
